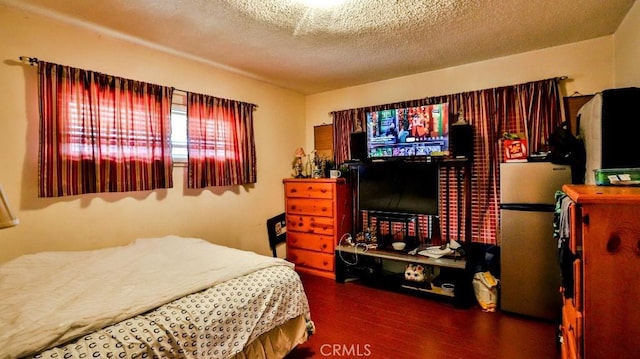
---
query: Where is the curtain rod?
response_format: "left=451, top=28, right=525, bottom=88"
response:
left=171, top=88, right=257, bottom=109
left=19, top=56, right=258, bottom=109
left=19, top=56, right=38, bottom=66
left=328, top=75, right=570, bottom=115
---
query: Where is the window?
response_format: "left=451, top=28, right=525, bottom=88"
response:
left=171, top=107, right=188, bottom=163
left=38, top=61, right=173, bottom=197
left=186, top=93, right=257, bottom=187
left=171, top=99, right=234, bottom=164
left=64, top=98, right=166, bottom=160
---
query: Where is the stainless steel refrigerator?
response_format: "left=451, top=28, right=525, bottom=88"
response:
left=499, top=162, right=571, bottom=321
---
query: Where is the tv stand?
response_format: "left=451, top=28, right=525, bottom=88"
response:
left=335, top=244, right=466, bottom=300
left=338, top=158, right=472, bottom=302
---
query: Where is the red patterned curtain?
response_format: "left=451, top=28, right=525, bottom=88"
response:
left=186, top=93, right=257, bottom=188
left=38, top=62, right=174, bottom=197
left=332, top=78, right=562, bottom=244
left=332, top=109, right=359, bottom=165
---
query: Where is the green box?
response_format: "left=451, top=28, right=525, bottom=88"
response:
left=593, top=168, right=640, bottom=186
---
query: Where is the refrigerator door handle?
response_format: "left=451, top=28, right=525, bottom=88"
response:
left=499, top=203, right=556, bottom=212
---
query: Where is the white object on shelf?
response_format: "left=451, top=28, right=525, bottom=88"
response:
left=418, top=245, right=453, bottom=259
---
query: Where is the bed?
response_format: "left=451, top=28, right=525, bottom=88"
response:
left=0, top=236, right=314, bottom=359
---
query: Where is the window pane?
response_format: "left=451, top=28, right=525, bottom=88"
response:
left=171, top=109, right=188, bottom=162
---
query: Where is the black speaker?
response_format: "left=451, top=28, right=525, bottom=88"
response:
left=350, top=132, right=367, bottom=161
left=450, top=124, right=473, bottom=159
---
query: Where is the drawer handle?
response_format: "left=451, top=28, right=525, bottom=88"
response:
left=606, top=233, right=621, bottom=253
left=290, top=188, right=297, bottom=193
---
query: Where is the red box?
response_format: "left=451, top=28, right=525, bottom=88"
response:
left=503, top=139, right=528, bottom=162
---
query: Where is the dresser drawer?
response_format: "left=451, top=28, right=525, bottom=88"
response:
left=568, top=202, right=581, bottom=253
left=285, top=182, right=333, bottom=199
left=562, top=299, right=582, bottom=357
left=283, top=178, right=351, bottom=280
left=560, top=326, right=578, bottom=359
left=286, top=198, right=334, bottom=217
left=287, top=232, right=334, bottom=254
left=288, top=248, right=334, bottom=272
left=573, top=258, right=582, bottom=311
left=286, top=215, right=334, bottom=236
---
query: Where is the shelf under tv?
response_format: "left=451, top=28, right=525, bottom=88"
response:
left=335, top=245, right=465, bottom=301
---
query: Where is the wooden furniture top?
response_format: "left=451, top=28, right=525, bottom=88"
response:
left=283, top=178, right=347, bottom=184
left=562, top=184, right=640, bottom=205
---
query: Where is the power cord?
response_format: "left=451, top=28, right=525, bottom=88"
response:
left=337, top=233, right=369, bottom=266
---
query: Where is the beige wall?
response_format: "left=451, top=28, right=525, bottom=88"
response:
left=305, top=3, right=640, bottom=147
left=0, top=5, right=306, bottom=262
left=615, top=0, right=640, bottom=87
left=2, top=3, right=638, bottom=263
left=305, top=36, right=616, bottom=148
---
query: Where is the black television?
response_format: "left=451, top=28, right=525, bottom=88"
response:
left=366, top=103, right=450, bottom=159
left=357, top=161, right=439, bottom=215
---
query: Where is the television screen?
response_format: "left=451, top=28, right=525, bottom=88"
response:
left=366, top=103, right=450, bottom=159
left=357, top=161, right=439, bottom=215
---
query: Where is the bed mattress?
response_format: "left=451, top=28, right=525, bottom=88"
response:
left=29, top=265, right=310, bottom=358
left=0, top=236, right=313, bottom=359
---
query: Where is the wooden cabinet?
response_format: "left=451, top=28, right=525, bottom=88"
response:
left=284, top=178, right=352, bottom=279
left=560, top=184, right=640, bottom=359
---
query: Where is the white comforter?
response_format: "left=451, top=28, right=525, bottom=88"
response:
left=0, top=236, right=293, bottom=359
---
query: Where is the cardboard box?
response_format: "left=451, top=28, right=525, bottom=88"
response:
left=503, top=139, right=528, bottom=162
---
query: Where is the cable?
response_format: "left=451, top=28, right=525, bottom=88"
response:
left=337, top=233, right=369, bottom=266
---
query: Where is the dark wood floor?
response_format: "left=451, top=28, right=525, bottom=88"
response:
left=287, top=273, right=559, bottom=359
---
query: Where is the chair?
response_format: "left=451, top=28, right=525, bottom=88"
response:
left=266, top=213, right=287, bottom=257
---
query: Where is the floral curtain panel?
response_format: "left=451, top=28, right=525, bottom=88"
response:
left=38, top=62, right=174, bottom=197
left=332, top=78, right=562, bottom=244
left=186, top=93, right=257, bottom=188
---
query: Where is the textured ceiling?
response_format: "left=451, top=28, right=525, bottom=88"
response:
left=2, top=0, right=635, bottom=94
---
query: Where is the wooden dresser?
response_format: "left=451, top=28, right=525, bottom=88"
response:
left=560, top=184, right=640, bottom=359
left=283, top=178, right=352, bottom=279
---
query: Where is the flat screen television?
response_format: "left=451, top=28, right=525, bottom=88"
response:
left=357, top=161, right=439, bottom=215
left=366, top=103, right=450, bottom=159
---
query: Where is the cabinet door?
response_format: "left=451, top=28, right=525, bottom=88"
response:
left=582, top=204, right=640, bottom=359
left=500, top=209, right=561, bottom=321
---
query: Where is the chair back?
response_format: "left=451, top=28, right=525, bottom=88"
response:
left=267, top=213, right=287, bottom=257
